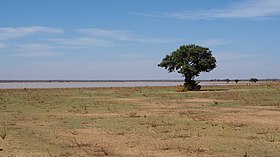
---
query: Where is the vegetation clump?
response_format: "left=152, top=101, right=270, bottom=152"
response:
left=159, top=44, right=216, bottom=91
left=250, top=78, right=258, bottom=83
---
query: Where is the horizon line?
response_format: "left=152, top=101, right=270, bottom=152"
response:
left=0, top=78, right=279, bottom=83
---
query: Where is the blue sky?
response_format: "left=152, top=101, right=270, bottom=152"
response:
left=0, top=0, right=280, bottom=80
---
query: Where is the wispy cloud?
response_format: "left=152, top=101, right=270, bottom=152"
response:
left=79, top=28, right=130, bottom=40
left=215, top=51, right=265, bottom=61
left=136, top=0, right=280, bottom=20
left=46, top=37, right=115, bottom=48
left=200, top=39, right=232, bottom=47
left=0, top=43, right=7, bottom=48
left=0, top=26, right=63, bottom=40
left=118, top=52, right=143, bottom=59
left=12, top=43, right=58, bottom=57
left=79, top=28, right=178, bottom=43
left=45, top=28, right=179, bottom=48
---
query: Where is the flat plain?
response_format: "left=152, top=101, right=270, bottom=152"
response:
left=1, top=82, right=280, bottom=156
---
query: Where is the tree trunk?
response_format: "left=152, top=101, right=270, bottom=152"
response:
left=183, top=75, right=201, bottom=91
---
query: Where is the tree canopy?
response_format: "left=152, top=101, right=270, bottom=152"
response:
left=158, top=44, right=217, bottom=91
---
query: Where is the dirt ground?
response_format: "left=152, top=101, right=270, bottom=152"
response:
left=1, top=82, right=280, bottom=156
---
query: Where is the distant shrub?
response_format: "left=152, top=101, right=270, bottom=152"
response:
left=225, top=79, right=230, bottom=83
left=250, top=78, right=258, bottom=83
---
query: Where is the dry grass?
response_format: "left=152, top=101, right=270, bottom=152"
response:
left=0, top=82, right=280, bottom=156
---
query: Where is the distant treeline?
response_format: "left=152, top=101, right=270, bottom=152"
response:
left=207, top=79, right=280, bottom=82
left=0, top=79, right=279, bottom=83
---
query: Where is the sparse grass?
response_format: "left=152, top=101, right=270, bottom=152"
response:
left=0, top=82, right=280, bottom=156
left=0, top=130, right=6, bottom=140
left=265, top=133, right=276, bottom=142
left=211, top=101, right=240, bottom=107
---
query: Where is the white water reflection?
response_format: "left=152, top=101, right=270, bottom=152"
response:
left=0, top=81, right=253, bottom=89
left=0, top=82, right=184, bottom=89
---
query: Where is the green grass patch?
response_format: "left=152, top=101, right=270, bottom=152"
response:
left=211, top=101, right=240, bottom=107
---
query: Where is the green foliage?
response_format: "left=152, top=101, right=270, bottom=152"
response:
left=226, top=79, right=230, bottom=83
left=184, top=80, right=201, bottom=91
left=158, top=44, right=216, bottom=91
left=250, top=78, right=258, bottom=83
left=234, top=79, right=239, bottom=83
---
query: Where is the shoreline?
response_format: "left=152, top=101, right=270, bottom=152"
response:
left=0, top=79, right=279, bottom=83
left=0, top=81, right=270, bottom=89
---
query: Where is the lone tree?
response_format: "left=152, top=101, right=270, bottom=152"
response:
left=225, top=79, right=230, bottom=83
left=250, top=78, right=258, bottom=83
left=158, top=44, right=217, bottom=91
left=234, top=79, right=239, bottom=83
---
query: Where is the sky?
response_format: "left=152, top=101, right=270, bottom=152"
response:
left=0, top=0, right=280, bottom=80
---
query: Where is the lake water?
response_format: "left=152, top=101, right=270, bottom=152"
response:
left=0, top=81, right=252, bottom=89
left=0, top=82, right=184, bottom=89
